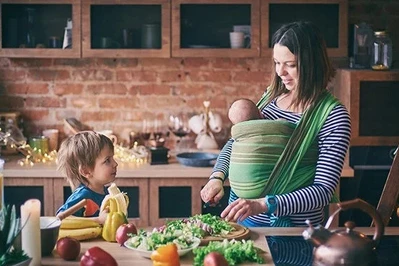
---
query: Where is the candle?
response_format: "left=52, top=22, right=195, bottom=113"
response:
left=21, top=199, right=41, bottom=266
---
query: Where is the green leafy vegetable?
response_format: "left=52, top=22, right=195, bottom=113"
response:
left=193, top=239, right=264, bottom=266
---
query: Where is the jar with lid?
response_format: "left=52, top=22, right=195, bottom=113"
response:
left=371, top=31, right=392, bottom=70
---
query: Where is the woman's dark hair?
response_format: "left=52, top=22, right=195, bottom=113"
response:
left=268, top=21, right=334, bottom=109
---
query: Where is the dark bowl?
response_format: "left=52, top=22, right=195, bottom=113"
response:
left=40, top=217, right=61, bottom=256
left=176, top=152, right=218, bottom=167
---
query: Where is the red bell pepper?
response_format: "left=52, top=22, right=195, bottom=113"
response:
left=80, top=246, right=118, bottom=266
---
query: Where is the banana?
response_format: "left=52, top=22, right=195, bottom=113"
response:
left=60, top=216, right=101, bottom=230
left=100, top=183, right=129, bottom=216
left=58, top=226, right=102, bottom=241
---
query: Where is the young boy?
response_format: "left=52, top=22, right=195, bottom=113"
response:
left=56, top=131, right=118, bottom=224
left=228, top=98, right=263, bottom=125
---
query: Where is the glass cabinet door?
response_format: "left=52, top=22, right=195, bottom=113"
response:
left=82, top=0, right=170, bottom=58
left=261, top=0, right=348, bottom=58
left=172, top=0, right=260, bottom=58
left=0, top=0, right=81, bottom=58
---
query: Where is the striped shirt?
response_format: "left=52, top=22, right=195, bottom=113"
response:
left=213, top=98, right=351, bottom=226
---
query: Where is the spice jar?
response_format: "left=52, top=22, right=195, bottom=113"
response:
left=371, top=31, right=392, bottom=70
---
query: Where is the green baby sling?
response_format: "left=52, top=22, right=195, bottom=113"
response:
left=229, top=90, right=339, bottom=201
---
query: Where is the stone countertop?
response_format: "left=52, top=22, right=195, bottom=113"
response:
left=2, top=155, right=354, bottom=179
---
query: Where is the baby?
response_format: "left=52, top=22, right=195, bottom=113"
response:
left=228, top=98, right=263, bottom=125
left=56, top=131, right=118, bottom=224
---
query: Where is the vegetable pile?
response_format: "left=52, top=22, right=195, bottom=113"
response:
left=193, top=239, right=264, bottom=266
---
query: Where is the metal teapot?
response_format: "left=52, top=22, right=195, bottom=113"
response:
left=303, top=198, right=384, bottom=266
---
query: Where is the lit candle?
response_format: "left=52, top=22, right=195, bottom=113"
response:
left=21, top=199, right=41, bottom=266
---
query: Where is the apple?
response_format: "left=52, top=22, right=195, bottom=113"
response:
left=204, top=252, right=228, bottom=266
left=115, top=223, right=138, bottom=245
left=56, top=237, right=81, bottom=261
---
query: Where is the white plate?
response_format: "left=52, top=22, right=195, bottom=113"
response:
left=123, top=237, right=201, bottom=258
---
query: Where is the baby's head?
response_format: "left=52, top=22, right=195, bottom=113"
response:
left=57, top=131, right=115, bottom=189
left=228, top=98, right=262, bottom=125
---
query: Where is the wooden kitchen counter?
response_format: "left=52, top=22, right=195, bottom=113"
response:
left=41, top=227, right=399, bottom=266
left=2, top=155, right=354, bottom=178
left=3, top=155, right=353, bottom=227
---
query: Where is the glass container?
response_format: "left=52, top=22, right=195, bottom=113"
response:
left=24, top=8, right=36, bottom=48
left=371, top=31, right=392, bottom=71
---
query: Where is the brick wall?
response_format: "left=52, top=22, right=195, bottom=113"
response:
left=0, top=0, right=398, bottom=147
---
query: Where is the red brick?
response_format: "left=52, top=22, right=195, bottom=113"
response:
left=70, top=97, right=97, bottom=108
left=25, top=97, right=66, bottom=108
left=87, top=84, right=127, bottom=95
left=99, top=97, right=137, bottom=108
left=129, top=84, right=170, bottom=95
left=0, top=58, right=10, bottom=68
left=72, top=69, right=113, bottom=81
left=118, top=59, right=139, bottom=68
left=116, top=70, right=157, bottom=82
left=27, top=69, right=70, bottom=81
left=232, top=71, right=269, bottom=83
left=54, top=84, right=84, bottom=96
left=182, top=58, right=211, bottom=69
left=159, top=71, right=187, bottom=82
left=189, top=70, right=231, bottom=82
left=10, top=58, right=53, bottom=68
left=53, top=58, right=95, bottom=67
left=140, top=58, right=182, bottom=69
left=81, top=111, right=119, bottom=122
left=7, top=83, right=49, bottom=94
left=212, top=58, right=261, bottom=70
left=21, top=109, right=50, bottom=121
left=0, top=96, right=24, bottom=109
left=0, top=69, right=26, bottom=81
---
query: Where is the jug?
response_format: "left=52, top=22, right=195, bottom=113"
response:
left=303, top=198, right=384, bottom=266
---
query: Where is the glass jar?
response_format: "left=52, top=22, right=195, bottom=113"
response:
left=371, top=31, right=392, bottom=70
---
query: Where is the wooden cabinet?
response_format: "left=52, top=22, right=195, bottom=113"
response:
left=4, top=177, right=53, bottom=216
left=0, top=0, right=81, bottom=58
left=171, top=0, right=260, bottom=58
left=260, top=0, right=348, bottom=57
left=334, top=69, right=399, bottom=146
left=1, top=0, right=348, bottom=59
left=81, top=0, right=170, bottom=58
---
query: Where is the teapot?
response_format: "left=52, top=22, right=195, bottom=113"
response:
left=303, top=198, right=384, bottom=266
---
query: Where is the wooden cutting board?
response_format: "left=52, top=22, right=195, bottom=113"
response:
left=200, top=222, right=251, bottom=245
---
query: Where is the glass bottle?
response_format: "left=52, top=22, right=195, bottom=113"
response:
left=24, top=8, right=36, bottom=48
left=371, top=31, right=392, bottom=71
left=0, top=158, right=4, bottom=209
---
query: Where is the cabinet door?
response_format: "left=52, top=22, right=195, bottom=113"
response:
left=172, top=0, right=260, bottom=58
left=82, top=0, right=170, bottom=58
left=0, top=0, right=81, bottom=58
left=4, top=177, right=53, bottom=216
left=260, top=0, right=348, bottom=58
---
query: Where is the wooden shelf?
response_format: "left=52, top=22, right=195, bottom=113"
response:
left=0, top=0, right=81, bottom=58
left=334, top=69, right=399, bottom=146
left=171, top=0, right=260, bottom=58
left=81, top=0, right=170, bottom=58
left=260, top=0, right=348, bottom=58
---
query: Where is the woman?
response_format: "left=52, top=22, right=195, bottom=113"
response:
left=200, top=21, right=351, bottom=227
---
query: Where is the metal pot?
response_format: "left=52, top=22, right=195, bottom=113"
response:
left=303, top=198, right=384, bottom=266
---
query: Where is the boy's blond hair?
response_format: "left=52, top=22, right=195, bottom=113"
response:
left=57, top=131, right=114, bottom=190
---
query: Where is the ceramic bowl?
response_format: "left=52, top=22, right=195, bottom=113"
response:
left=40, top=216, right=61, bottom=256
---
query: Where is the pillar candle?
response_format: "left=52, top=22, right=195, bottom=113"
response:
left=20, top=199, right=41, bottom=266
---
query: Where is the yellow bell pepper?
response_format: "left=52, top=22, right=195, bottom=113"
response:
left=150, top=243, right=180, bottom=266
left=102, top=211, right=128, bottom=242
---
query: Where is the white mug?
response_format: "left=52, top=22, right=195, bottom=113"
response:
left=229, top=32, right=245, bottom=49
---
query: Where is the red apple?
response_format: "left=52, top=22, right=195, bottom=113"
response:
left=56, top=237, right=81, bottom=261
left=204, top=252, right=228, bottom=266
left=115, top=223, right=138, bottom=245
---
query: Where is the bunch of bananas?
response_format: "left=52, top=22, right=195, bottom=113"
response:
left=58, top=216, right=102, bottom=241
left=100, top=183, right=129, bottom=216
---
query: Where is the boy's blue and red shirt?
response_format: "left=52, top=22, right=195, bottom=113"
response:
left=56, top=184, right=107, bottom=217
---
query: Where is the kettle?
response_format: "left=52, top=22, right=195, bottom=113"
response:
left=303, top=198, right=384, bottom=266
